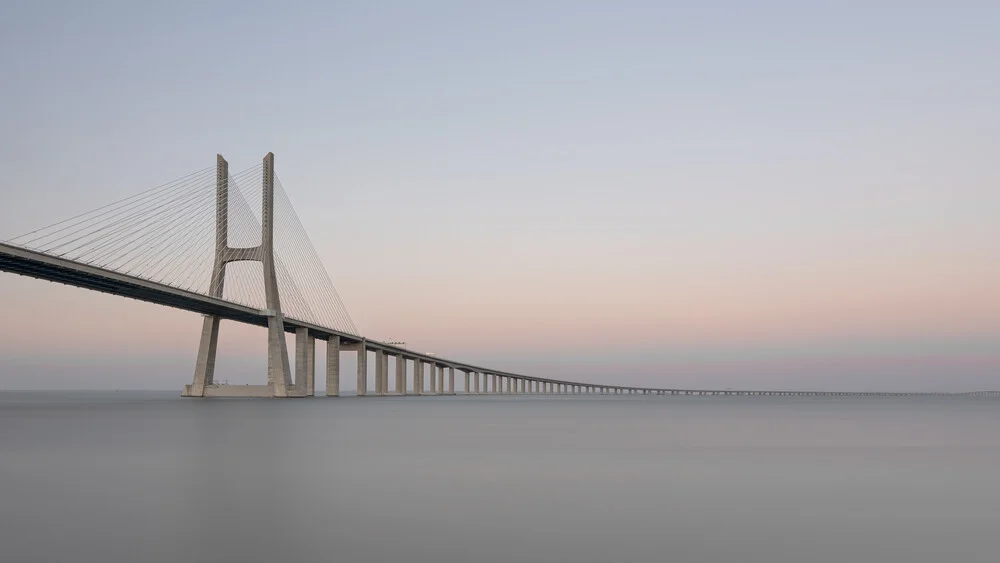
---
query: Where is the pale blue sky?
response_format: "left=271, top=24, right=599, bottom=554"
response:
left=1, top=1, right=998, bottom=391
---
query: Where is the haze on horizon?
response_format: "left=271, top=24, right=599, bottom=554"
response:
left=1, top=1, right=997, bottom=392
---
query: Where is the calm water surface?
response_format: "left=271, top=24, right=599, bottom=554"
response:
left=1, top=392, right=998, bottom=563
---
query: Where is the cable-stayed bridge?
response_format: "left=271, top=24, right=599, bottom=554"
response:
left=1, top=153, right=995, bottom=399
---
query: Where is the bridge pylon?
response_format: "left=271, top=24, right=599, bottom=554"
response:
left=182, top=153, right=296, bottom=398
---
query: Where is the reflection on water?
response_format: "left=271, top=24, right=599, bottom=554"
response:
left=1, top=392, right=998, bottom=563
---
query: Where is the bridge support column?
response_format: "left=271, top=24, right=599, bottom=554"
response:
left=357, top=340, right=368, bottom=396
left=448, top=367, right=455, bottom=395
left=414, top=359, right=423, bottom=395
left=464, top=371, right=470, bottom=394
left=429, top=364, right=437, bottom=394
left=326, top=336, right=340, bottom=396
left=186, top=314, right=222, bottom=397
left=438, top=366, right=445, bottom=394
left=396, top=356, right=405, bottom=395
left=374, top=349, right=385, bottom=396
left=381, top=351, right=389, bottom=395
left=295, top=328, right=315, bottom=396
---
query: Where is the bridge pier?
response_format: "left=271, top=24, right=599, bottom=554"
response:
left=294, top=328, right=316, bottom=396
left=356, top=340, right=368, bottom=396
left=381, top=351, right=390, bottom=396
left=396, top=356, right=405, bottom=395
left=326, top=336, right=340, bottom=396
left=374, top=350, right=384, bottom=396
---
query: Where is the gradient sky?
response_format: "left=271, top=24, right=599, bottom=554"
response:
left=1, top=1, right=998, bottom=391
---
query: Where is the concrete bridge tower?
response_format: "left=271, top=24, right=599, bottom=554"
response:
left=183, top=153, right=294, bottom=397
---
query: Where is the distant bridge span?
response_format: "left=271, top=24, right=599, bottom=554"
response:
left=1, top=154, right=995, bottom=399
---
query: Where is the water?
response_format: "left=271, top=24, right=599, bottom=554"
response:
left=1, top=392, right=997, bottom=563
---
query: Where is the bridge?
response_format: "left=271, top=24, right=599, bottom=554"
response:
left=1, top=153, right=995, bottom=399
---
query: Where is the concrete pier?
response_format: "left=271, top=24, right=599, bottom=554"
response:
left=294, top=328, right=315, bottom=396
left=414, top=359, right=423, bottom=395
left=356, top=340, right=368, bottom=396
left=326, top=336, right=340, bottom=396
left=374, top=349, right=385, bottom=396
left=396, top=356, right=405, bottom=395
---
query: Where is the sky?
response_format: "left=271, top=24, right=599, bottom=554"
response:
left=1, top=0, right=998, bottom=391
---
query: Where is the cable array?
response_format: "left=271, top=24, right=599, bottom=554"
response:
left=6, top=163, right=359, bottom=336
left=272, top=174, right=359, bottom=335
left=6, top=167, right=219, bottom=294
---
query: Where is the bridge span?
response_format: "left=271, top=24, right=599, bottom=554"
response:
left=1, top=153, right=995, bottom=399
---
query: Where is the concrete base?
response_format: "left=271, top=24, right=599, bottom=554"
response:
left=182, top=384, right=310, bottom=398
